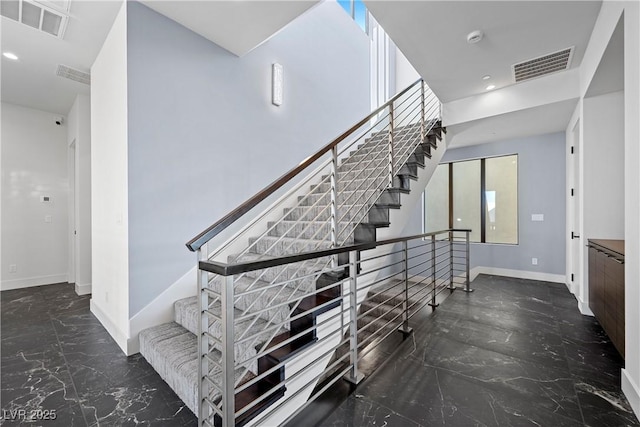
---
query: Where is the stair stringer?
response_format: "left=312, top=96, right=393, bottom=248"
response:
left=361, top=135, right=447, bottom=277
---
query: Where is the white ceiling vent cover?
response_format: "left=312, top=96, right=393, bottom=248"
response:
left=512, top=47, right=574, bottom=82
left=0, top=0, right=69, bottom=39
left=56, top=64, right=90, bottom=85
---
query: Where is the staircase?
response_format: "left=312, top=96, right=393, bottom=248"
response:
left=138, top=79, right=445, bottom=426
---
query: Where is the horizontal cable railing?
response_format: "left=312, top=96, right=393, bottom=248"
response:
left=186, top=78, right=440, bottom=256
left=196, top=229, right=472, bottom=427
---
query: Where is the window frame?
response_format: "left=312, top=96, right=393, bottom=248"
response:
left=424, top=153, right=519, bottom=245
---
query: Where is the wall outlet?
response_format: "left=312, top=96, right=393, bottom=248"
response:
left=9, top=264, right=17, bottom=273
left=45, top=215, right=52, bottom=223
left=532, top=258, right=538, bottom=265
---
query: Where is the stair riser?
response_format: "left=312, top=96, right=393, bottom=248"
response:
left=311, top=177, right=387, bottom=195
left=249, top=236, right=332, bottom=257
left=298, top=188, right=383, bottom=208
left=267, top=221, right=356, bottom=242
left=174, top=299, right=263, bottom=371
left=283, top=205, right=369, bottom=223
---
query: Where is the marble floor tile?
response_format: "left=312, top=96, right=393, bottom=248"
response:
left=304, top=274, right=639, bottom=427
left=3, top=275, right=638, bottom=427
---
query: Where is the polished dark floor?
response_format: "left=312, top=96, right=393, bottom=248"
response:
left=312, top=275, right=639, bottom=427
left=1, top=276, right=637, bottom=426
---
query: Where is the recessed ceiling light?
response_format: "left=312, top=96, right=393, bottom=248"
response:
left=3, top=52, right=18, bottom=60
left=482, top=75, right=491, bottom=80
left=486, top=84, right=496, bottom=91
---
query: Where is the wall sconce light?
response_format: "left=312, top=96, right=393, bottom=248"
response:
left=272, top=63, right=283, bottom=106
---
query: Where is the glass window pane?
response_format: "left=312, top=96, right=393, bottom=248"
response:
left=424, top=164, right=449, bottom=232
left=485, top=155, right=518, bottom=244
left=453, top=160, right=481, bottom=242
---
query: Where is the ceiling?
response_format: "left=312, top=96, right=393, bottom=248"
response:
left=2, top=0, right=605, bottom=143
left=447, top=98, right=578, bottom=148
left=140, top=1, right=319, bottom=57
left=365, top=1, right=602, bottom=103
left=1, top=0, right=122, bottom=114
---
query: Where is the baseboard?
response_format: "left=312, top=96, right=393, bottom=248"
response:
left=623, top=369, right=640, bottom=420
left=471, top=266, right=565, bottom=284
left=127, top=267, right=198, bottom=355
left=75, top=282, right=92, bottom=295
left=90, top=299, right=132, bottom=355
left=1, top=274, right=68, bottom=291
left=577, top=295, right=594, bottom=316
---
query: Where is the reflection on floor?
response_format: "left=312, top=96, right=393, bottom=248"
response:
left=306, top=275, right=639, bottom=427
left=1, top=275, right=637, bottom=426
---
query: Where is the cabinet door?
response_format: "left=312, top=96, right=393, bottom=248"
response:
left=605, top=255, right=625, bottom=356
left=588, top=248, right=599, bottom=316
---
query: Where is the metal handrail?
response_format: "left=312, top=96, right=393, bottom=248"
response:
left=185, top=77, right=424, bottom=252
left=200, top=229, right=471, bottom=276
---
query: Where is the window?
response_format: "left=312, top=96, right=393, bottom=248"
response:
left=337, top=0, right=368, bottom=32
left=424, top=154, right=518, bottom=244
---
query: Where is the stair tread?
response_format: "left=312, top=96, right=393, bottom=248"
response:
left=139, top=322, right=260, bottom=416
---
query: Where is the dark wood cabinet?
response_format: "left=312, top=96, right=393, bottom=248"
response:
left=588, top=239, right=625, bottom=358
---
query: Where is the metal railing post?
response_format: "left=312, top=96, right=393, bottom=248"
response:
left=420, top=82, right=426, bottom=143
left=330, top=145, right=339, bottom=267
left=221, top=274, right=235, bottom=427
left=448, top=231, right=456, bottom=291
left=429, top=234, right=438, bottom=309
left=346, top=250, right=363, bottom=385
left=463, top=230, right=474, bottom=293
left=388, top=103, right=395, bottom=188
left=197, top=246, right=209, bottom=427
left=398, top=241, right=413, bottom=335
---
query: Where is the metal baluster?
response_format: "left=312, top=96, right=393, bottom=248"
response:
left=420, top=82, right=425, bottom=143
left=463, top=230, right=474, bottom=293
left=346, top=250, right=364, bottom=385
left=197, top=245, right=209, bottom=427
left=330, top=145, right=339, bottom=267
left=429, top=234, right=438, bottom=309
left=388, top=103, right=395, bottom=188
left=221, top=274, right=235, bottom=427
left=398, top=241, right=413, bottom=335
left=448, top=230, right=456, bottom=291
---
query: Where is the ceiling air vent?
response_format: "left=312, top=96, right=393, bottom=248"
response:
left=56, top=64, right=90, bottom=85
left=512, top=47, right=574, bottom=82
left=0, top=0, right=69, bottom=39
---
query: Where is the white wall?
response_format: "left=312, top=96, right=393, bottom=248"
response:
left=90, top=1, right=130, bottom=353
left=565, top=0, right=640, bottom=417
left=1, top=103, right=69, bottom=289
left=67, top=94, right=92, bottom=296
left=395, top=47, right=419, bottom=92
left=583, top=90, right=625, bottom=240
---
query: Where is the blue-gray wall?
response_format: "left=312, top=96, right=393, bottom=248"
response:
left=402, top=132, right=566, bottom=275
left=126, top=2, right=370, bottom=315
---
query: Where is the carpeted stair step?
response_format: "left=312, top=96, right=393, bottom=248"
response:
left=248, top=235, right=333, bottom=257
left=228, top=252, right=332, bottom=286
left=205, top=275, right=311, bottom=325
left=173, top=297, right=271, bottom=371
left=267, top=220, right=356, bottom=242
left=139, top=322, right=254, bottom=415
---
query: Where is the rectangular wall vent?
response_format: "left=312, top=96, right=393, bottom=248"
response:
left=56, top=64, right=90, bottom=85
left=512, top=47, right=574, bottom=82
left=1, top=0, right=69, bottom=39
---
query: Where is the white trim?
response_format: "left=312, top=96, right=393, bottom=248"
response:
left=127, top=267, right=198, bottom=355
left=470, top=266, right=566, bottom=284
left=577, top=295, right=595, bottom=316
left=75, top=282, right=92, bottom=296
left=623, top=369, right=640, bottom=420
left=90, top=299, right=132, bottom=355
left=1, top=274, right=68, bottom=291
